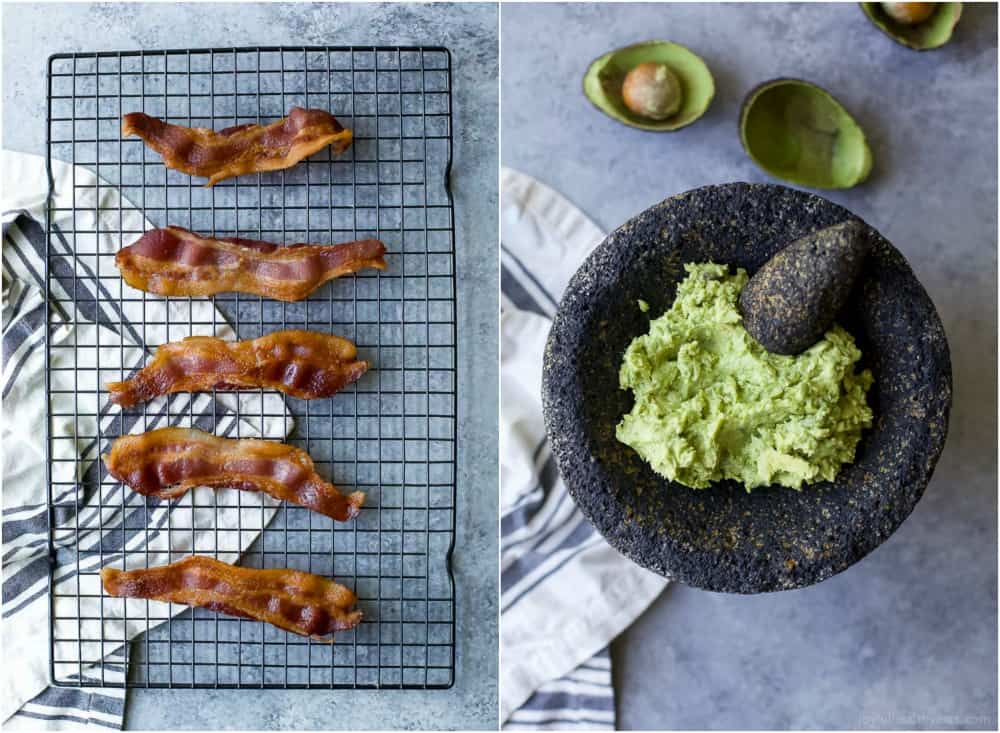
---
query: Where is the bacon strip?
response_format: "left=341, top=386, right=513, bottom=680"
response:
left=107, top=330, right=368, bottom=407
left=122, top=107, right=353, bottom=186
left=104, top=427, right=364, bottom=521
left=116, top=226, right=386, bottom=301
left=101, top=556, right=362, bottom=640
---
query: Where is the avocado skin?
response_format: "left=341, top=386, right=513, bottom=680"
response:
left=739, top=220, right=869, bottom=356
left=738, top=78, right=873, bottom=190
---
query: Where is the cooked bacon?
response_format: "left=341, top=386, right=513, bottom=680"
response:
left=116, top=226, right=386, bottom=301
left=104, top=427, right=364, bottom=521
left=122, top=107, right=353, bottom=186
left=101, top=556, right=362, bottom=640
left=107, top=330, right=368, bottom=407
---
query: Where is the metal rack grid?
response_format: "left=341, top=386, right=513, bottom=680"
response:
left=45, top=46, right=456, bottom=689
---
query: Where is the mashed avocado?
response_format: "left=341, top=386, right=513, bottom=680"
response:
left=617, top=262, right=873, bottom=490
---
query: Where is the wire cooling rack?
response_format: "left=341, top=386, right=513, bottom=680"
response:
left=45, top=46, right=456, bottom=689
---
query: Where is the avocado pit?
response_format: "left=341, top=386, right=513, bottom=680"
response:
left=622, top=62, right=683, bottom=120
left=881, top=1, right=936, bottom=23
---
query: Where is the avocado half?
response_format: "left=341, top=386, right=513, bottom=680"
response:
left=583, top=40, right=715, bottom=132
left=860, top=2, right=962, bottom=50
left=739, top=78, right=873, bottom=190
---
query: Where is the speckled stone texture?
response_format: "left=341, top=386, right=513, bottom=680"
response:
left=3, top=2, right=497, bottom=730
left=542, top=183, right=951, bottom=593
left=740, top=218, right=869, bottom=355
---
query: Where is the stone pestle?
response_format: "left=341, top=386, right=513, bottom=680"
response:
left=738, top=219, right=869, bottom=356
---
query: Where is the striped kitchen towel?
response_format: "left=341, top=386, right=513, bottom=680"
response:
left=2, top=150, right=289, bottom=730
left=500, top=168, right=668, bottom=730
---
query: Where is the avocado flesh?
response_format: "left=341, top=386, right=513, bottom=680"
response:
left=617, top=263, right=874, bottom=490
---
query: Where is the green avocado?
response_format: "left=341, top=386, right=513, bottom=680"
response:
left=739, top=78, right=873, bottom=190
left=860, top=3, right=962, bottom=50
left=583, top=40, right=715, bottom=132
left=616, top=263, right=874, bottom=490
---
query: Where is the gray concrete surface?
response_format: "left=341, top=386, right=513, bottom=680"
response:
left=3, top=2, right=498, bottom=729
left=502, top=3, right=996, bottom=730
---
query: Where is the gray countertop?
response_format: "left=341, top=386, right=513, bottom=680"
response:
left=501, top=2, right=996, bottom=730
left=3, top=2, right=497, bottom=729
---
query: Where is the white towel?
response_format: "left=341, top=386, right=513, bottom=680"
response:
left=2, top=150, right=290, bottom=729
left=500, top=167, right=668, bottom=730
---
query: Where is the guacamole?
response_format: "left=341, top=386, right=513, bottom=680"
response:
left=617, top=262, right=874, bottom=490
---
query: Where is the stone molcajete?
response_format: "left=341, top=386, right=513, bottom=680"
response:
left=541, top=183, right=952, bottom=593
